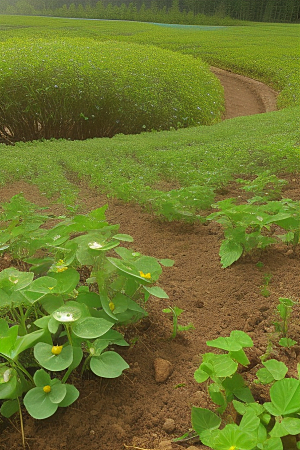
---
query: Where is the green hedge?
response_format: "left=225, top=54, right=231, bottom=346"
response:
left=0, top=38, right=224, bottom=143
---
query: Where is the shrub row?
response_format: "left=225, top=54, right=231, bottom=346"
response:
left=0, top=38, right=224, bottom=143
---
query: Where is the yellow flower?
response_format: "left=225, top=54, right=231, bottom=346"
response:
left=109, top=302, right=115, bottom=312
left=139, top=271, right=151, bottom=279
left=57, top=266, right=68, bottom=272
left=229, top=446, right=236, bottom=450
left=51, top=345, right=63, bottom=355
left=43, top=385, right=51, bottom=393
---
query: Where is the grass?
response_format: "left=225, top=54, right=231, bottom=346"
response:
left=0, top=16, right=299, bottom=219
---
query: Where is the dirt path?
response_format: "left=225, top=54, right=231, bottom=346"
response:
left=211, top=67, right=278, bottom=119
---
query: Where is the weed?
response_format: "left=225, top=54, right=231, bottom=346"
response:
left=162, top=305, right=194, bottom=339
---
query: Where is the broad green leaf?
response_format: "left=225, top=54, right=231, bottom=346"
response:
left=203, top=353, right=238, bottom=378
left=48, top=269, right=80, bottom=294
left=58, top=384, right=79, bottom=407
left=191, top=407, right=221, bottom=435
left=214, top=423, right=257, bottom=450
left=90, top=351, right=129, bottom=378
left=0, top=289, right=11, bottom=308
left=229, top=349, right=250, bottom=366
left=0, top=268, right=33, bottom=291
left=77, top=292, right=101, bottom=309
left=23, top=387, right=58, bottom=419
left=112, top=234, right=133, bottom=242
left=111, top=293, right=129, bottom=314
left=262, top=359, right=288, bottom=381
left=270, top=417, right=300, bottom=437
left=49, top=382, right=67, bottom=404
left=264, top=378, right=300, bottom=415
left=143, top=286, right=169, bottom=299
left=134, top=256, right=162, bottom=281
left=0, top=322, right=18, bottom=357
left=93, top=330, right=129, bottom=355
left=261, top=437, right=283, bottom=450
left=48, top=317, right=60, bottom=334
left=220, top=239, right=243, bottom=268
left=33, top=369, right=51, bottom=387
left=209, top=383, right=227, bottom=409
left=11, top=329, right=48, bottom=359
left=0, top=399, right=19, bottom=418
left=39, top=294, right=64, bottom=314
left=207, top=336, right=240, bottom=351
left=72, top=317, right=113, bottom=339
left=34, top=343, right=73, bottom=371
left=0, top=370, right=19, bottom=400
left=194, top=368, right=210, bottom=383
left=230, top=330, right=253, bottom=347
left=22, top=276, right=58, bottom=303
left=256, top=367, right=275, bottom=384
left=159, top=259, right=174, bottom=267
left=239, top=410, right=260, bottom=432
left=52, top=304, right=82, bottom=323
left=100, top=294, right=118, bottom=321
left=269, top=421, right=288, bottom=438
left=279, top=337, right=297, bottom=347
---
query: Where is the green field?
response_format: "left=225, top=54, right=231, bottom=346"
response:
left=0, top=16, right=299, bottom=219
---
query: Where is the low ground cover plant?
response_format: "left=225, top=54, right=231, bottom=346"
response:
left=190, top=329, right=300, bottom=450
left=0, top=195, right=173, bottom=431
left=0, top=37, right=223, bottom=143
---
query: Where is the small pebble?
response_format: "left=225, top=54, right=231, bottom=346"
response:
left=162, top=418, right=176, bottom=433
left=154, top=358, right=173, bottom=383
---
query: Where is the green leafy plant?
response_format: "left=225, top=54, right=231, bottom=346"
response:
left=0, top=195, right=173, bottom=443
left=274, top=297, right=297, bottom=348
left=162, top=305, right=194, bottom=339
left=236, top=171, right=288, bottom=200
left=207, top=197, right=300, bottom=268
left=190, top=330, right=300, bottom=450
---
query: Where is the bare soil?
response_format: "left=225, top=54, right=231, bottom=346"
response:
left=0, top=73, right=298, bottom=450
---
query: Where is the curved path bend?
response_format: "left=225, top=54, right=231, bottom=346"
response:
left=210, top=66, right=278, bottom=119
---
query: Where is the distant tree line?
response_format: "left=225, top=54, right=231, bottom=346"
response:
left=1, top=0, right=299, bottom=23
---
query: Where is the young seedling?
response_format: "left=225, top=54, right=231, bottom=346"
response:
left=162, top=306, right=194, bottom=339
left=260, top=273, right=272, bottom=297
left=274, top=297, right=297, bottom=348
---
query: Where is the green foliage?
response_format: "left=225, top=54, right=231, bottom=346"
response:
left=207, top=197, right=300, bottom=268
left=192, top=330, right=300, bottom=450
left=0, top=18, right=298, bottom=220
left=162, top=305, right=194, bottom=339
left=236, top=172, right=288, bottom=201
left=0, top=194, right=172, bottom=421
left=1, top=0, right=299, bottom=24
left=0, top=37, right=223, bottom=143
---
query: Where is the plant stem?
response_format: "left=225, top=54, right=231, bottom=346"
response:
left=17, top=397, right=25, bottom=450
left=65, top=324, right=73, bottom=346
